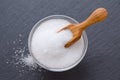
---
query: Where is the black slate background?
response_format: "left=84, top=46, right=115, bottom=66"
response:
left=0, top=0, right=120, bottom=80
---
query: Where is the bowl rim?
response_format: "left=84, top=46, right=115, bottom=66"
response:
left=28, top=15, right=88, bottom=72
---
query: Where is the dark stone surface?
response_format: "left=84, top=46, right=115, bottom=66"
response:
left=0, top=0, right=120, bottom=80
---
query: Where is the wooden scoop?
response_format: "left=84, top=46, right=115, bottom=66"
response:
left=58, top=8, right=108, bottom=48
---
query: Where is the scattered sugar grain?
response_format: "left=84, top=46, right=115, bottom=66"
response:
left=22, top=55, right=38, bottom=69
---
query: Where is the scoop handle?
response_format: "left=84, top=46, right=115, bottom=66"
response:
left=79, top=8, right=108, bottom=30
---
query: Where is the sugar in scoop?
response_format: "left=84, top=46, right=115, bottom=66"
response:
left=30, top=18, right=85, bottom=71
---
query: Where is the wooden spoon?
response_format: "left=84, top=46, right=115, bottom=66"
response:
left=58, top=8, right=108, bottom=48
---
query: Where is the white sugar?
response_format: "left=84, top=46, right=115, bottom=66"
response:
left=31, top=19, right=85, bottom=69
left=9, top=35, right=38, bottom=70
left=22, top=55, right=37, bottom=68
left=14, top=47, right=37, bottom=69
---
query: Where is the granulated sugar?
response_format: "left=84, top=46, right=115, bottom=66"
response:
left=22, top=55, right=37, bottom=69
left=7, top=34, right=39, bottom=70
left=13, top=46, right=38, bottom=70
left=30, top=19, right=85, bottom=69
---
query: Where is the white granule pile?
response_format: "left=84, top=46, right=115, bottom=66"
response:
left=31, top=19, right=85, bottom=69
left=9, top=34, right=38, bottom=70
left=22, top=55, right=37, bottom=68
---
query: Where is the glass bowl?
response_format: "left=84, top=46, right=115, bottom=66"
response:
left=28, top=15, right=88, bottom=72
